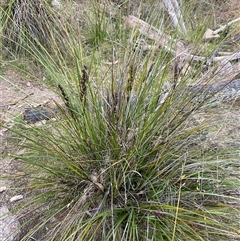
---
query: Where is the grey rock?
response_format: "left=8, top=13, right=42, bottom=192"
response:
left=0, top=205, right=20, bottom=241
left=190, top=78, right=240, bottom=94
left=23, top=106, right=54, bottom=123
left=208, top=78, right=240, bottom=94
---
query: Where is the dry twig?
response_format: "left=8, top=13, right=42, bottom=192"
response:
left=213, top=17, right=240, bottom=35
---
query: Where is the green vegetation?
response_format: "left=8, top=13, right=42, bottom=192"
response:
left=0, top=0, right=239, bottom=240
left=1, top=0, right=63, bottom=55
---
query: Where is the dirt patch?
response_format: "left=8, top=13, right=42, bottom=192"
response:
left=215, top=0, right=240, bottom=25
left=0, top=67, right=60, bottom=213
left=0, top=66, right=61, bottom=154
left=0, top=67, right=60, bottom=124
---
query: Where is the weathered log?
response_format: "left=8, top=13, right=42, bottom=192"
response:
left=123, top=15, right=185, bottom=53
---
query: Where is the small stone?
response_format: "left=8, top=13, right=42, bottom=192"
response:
left=27, top=82, right=31, bottom=87
left=203, top=28, right=220, bottom=40
left=51, top=0, right=61, bottom=9
left=10, top=195, right=23, bottom=203
left=90, top=173, right=98, bottom=183
left=34, top=119, right=47, bottom=126
left=0, top=128, right=8, bottom=136
left=0, top=186, right=7, bottom=193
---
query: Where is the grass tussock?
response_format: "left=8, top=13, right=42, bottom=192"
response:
left=0, top=0, right=64, bottom=55
left=1, top=1, right=239, bottom=241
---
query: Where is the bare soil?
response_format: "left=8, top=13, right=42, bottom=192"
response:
left=0, top=67, right=61, bottom=151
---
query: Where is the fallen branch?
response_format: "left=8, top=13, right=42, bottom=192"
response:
left=123, top=15, right=240, bottom=66
left=163, top=0, right=187, bottom=34
left=123, top=15, right=185, bottom=53
left=213, top=17, right=240, bottom=35
left=211, top=52, right=240, bottom=62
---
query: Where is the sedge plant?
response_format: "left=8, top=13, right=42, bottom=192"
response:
left=1, top=1, right=240, bottom=241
